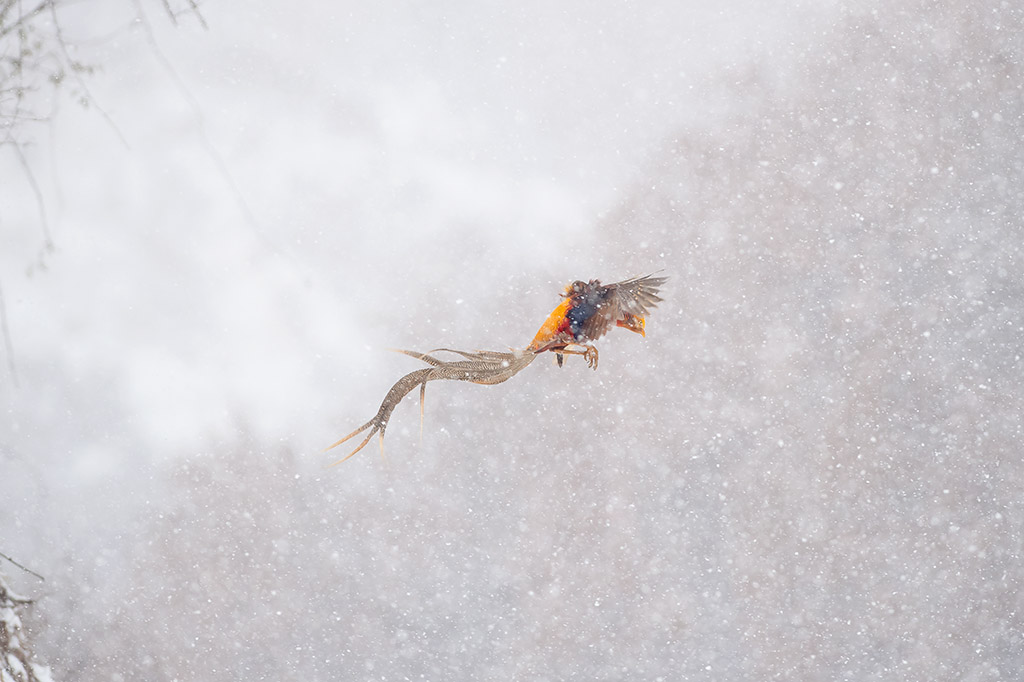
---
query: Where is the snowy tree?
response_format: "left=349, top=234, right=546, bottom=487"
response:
left=1, top=4, right=204, bottom=676
left=0, top=0, right=206, bottom=235
left=0, top=573, right=52, bottom=682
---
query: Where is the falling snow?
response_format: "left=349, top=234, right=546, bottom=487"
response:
left=2, top=0, right=1022, bottom=680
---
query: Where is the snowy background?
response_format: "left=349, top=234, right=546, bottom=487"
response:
left=2, top=0, right=1023, bottom=679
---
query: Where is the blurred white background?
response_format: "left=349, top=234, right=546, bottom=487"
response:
left=2, top=1, right=1021, bottom=679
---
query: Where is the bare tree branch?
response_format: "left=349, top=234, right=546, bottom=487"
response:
left=159, top=0, right=208, bottom=30
left=7, top=137, right=52, bottom=250
left=45, top=1, right=129, bottom=147
left=0, top=1, right=52, bottom=42
left=0, top=550, right=45, bottom=583
left=132, top=0, right=282, bottom=253
left=0, top=278, right=17, bottom=387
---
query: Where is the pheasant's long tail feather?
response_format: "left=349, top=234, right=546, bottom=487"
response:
left=388, top=348, right=446, bottom=367
left=326, top=368, right=433, bottom=465
left=425, top=348, right=504, bottom=362
left=327, top=427, right=380, bottom=467
left=419, top=381, right=426, bottom=444
left=327, top=349, right=536, bottom=464
left=324, top=414, right=378, bottom=450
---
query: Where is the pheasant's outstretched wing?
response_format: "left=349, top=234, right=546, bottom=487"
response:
left=579, top=273, right=667, bottom=341
left=606, top=273, right=667, bottom=317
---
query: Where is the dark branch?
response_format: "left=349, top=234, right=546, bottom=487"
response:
left=0, top=550, right=46, bottom=582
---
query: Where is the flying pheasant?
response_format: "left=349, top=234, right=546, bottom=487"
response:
left=327, top=273, right=666, bottom=463
left=527, top=273, right=667, bottom=369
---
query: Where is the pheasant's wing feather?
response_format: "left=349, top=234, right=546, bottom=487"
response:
left=606, top=274, right=666, bottom=317
left=580, top=297, right=617, bottom=341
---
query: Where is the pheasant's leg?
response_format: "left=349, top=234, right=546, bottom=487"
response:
left=551, top=344, right=599, bottom=370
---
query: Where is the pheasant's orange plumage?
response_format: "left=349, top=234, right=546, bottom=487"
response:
left=327, top=273, right=666, bottom=462
left=527, top=273, right=667, bottom=369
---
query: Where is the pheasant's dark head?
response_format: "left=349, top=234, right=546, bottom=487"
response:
left=564, top=279, right=600, bottom=298
left=564, top=280, right=586, bottom=297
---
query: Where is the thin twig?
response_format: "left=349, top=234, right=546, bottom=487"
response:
left=0, top=550, right=46, bottom=582
left=0, top=0, right=50, bottom=42
left=131, top=0, right=273, bottom=250
left=46, top=1, right=130, bottom=148
left=0, top=278, right=18, bottom=387
left=8, top=139, right=53, bottom=251
left=159, top=0, right=208, bottom=29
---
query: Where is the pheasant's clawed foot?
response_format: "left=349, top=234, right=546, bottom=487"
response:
left=583, top=345, right=599, bottom=370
